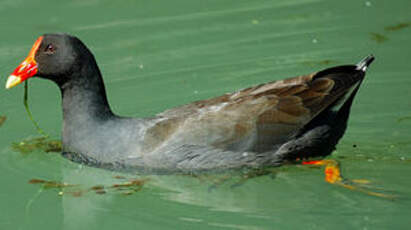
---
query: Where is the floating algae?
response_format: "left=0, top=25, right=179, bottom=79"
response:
left=385, top=22, right=410, bottom=31
left=370, top=32, right=388, bottom=43
left=28, top=178, right=76, bottom=189
left=23, top=81, right=49, bottom=137
left=369, top=22, right=409, bottom=44
left=12, top=137, right=62, bottom=154
left=397, top=116, right=411, bottom=123
left=28, top=177, right=149, bottom=197
left=111, top=178, right=149, bottom=195
left=0, top=116, right=6, bottom=127
left=11, top=81, right=61, bottom=154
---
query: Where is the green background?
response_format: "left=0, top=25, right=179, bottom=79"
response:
left=0, top=0, right=410, bottom=229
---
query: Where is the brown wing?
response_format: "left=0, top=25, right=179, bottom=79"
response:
left=143, top=69, right=360, bottom=153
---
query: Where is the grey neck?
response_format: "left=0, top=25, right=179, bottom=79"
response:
left=59, top=64, right=115, bottom=125
left=58, top=62, right=117, bottom=155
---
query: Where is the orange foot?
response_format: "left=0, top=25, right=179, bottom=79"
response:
left=302, top=159, right=396, bottom=199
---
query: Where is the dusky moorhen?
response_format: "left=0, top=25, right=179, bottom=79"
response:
left=6, top=34, right=374, bottom=172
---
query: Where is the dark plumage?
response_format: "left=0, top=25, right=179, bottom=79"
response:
left=6, top=34, right=374, bottom=173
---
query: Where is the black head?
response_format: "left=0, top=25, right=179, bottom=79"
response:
left=6, top=33, right=97, bottom=89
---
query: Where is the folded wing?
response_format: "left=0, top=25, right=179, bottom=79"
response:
left=143, top=66, right=363, bottom=153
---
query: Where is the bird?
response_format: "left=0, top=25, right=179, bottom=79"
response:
left=6, top=33, right=374, bottom=173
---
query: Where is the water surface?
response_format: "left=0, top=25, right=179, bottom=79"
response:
left=1, top=0, right=411, bottom=229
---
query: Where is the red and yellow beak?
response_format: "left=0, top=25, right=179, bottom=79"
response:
left=5, top=36, right=43, bottom=89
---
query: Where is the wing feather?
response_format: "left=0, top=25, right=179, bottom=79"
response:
left=145, top=69, right=358, bottom=153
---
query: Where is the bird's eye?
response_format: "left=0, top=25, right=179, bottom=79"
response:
left=45, top=44, right=55, bottom=54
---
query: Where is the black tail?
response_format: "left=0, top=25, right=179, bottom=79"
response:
left=356, top=55, right=375, bottom=72
left=285, top=55, right=375, bottom=159
left=322, top=55, right=375, bottom=116
left=306, top=55, right=374, bottom=117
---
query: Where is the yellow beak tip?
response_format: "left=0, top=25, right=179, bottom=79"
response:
left=5, top=75, right=21, bottom=89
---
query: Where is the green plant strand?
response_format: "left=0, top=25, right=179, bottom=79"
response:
left=24, top=81, right=49, bottom=137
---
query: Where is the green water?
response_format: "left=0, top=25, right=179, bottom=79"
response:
left=1, top=0, right=411, bottom=229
